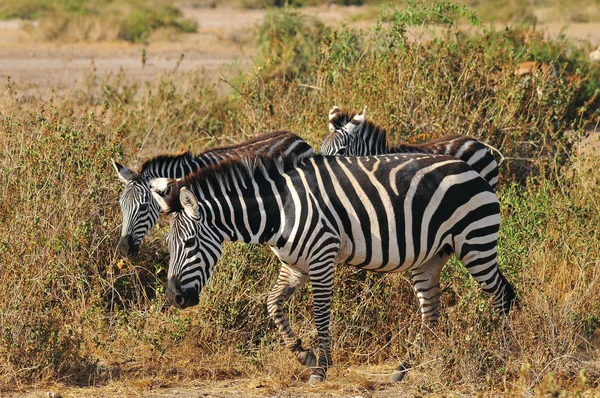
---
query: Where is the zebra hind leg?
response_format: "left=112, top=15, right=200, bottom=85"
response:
left=460, top=243, right=516, bottom=315
left=266, top=264, right=316, bottom=369
left=389, top=254, right=450, bottom=383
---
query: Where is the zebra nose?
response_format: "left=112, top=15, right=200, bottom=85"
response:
left=117, top=235, right=137, bottom=257
left=166, top=278, right=199, bottom=309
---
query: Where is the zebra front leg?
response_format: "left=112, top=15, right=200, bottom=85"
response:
left=389, top=254, right=449, bottom=383
left=266, top=264, right=316, bottom=369
left=307, top=262, right=334, bottom=385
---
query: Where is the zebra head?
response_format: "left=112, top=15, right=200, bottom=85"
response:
left=320, top=106, right=367, bottom=156
left=152, top=185, right=222, bottom=309
left=112, top=159, right=161, bottom=257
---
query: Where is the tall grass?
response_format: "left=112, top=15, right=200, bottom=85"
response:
left=1, top=1, right=599, bottom=395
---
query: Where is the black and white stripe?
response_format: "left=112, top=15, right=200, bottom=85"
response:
left=321, top=106, right=500, bottom=190
left=154, top=148, right=515, bottom=383
left=112, top=131, right=314, bottom=257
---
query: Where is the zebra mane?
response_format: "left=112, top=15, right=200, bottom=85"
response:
left=163, top=132, right=314, bottom=214
left=139, top=130, right=312, bottom=181
left=138, top=151, right=195, bottom=179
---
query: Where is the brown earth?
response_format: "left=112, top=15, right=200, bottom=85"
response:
left=0, top=5, right=371, bottom=98
left=2, top=6, right=600, bottom=97
left=5, top=365, right=428, bottom=398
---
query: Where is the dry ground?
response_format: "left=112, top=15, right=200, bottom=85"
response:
left=0, top=6, right=370, bottom=98
left=6, top=381, right=410, bottom=398
left=2, top=4, right=600, bottom=398
left=2, top=5, right=600, bottom=97
left=5, top=364, right=434, bottom=397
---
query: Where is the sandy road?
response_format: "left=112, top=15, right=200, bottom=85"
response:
left=2, top=5, right=598, bottom=96
left=0, top=6, right=370, bottom=96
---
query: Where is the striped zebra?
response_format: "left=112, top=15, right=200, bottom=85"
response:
left=151, top=148, right=515, bottom=384
left=112, top=131, right=314, bottom=257
left=321, top=106, right=500, bottom=190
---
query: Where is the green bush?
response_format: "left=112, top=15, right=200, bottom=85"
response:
left=256, top=7, right=329, bottom=80
left=119, top=5, right=197, bottom=43
left=2, top=0, right=197, bottom=42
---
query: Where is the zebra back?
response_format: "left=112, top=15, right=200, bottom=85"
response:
left=139, top=131, right=315, bottom=182
left=321, top=106, right=499, bottom=190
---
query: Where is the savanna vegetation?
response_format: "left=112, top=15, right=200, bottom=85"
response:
left=0, top=0, right=197, bottom=42
left=1, top=0, right=600, bottom=396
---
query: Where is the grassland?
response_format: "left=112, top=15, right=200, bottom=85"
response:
left=0, top=0, right=197, bottom=42
left=1, top=1, right=600, bottom=396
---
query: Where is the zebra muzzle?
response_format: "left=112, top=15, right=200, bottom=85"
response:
left=117, top=235, right=139, bottom=257
left=166, top=277, right=199, bottom=309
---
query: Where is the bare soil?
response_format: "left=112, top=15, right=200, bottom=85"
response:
left=0, top=5, right=370, bottom=98
left=2, top=5, right=599, bottom=97
left=4, top=365, right=426, bottom=398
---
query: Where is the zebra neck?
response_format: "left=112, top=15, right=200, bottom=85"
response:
left=354, top=124, right=389, bottom=155
left=139, top=152, right=209, bottom=181
left=192, top=167, right=284, bottom=246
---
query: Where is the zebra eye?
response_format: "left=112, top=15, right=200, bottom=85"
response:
left=139, top=203, right=149, bottom=211
left=184, top=238, right=195, bottom=248
left=336, top=148, right=346, bottom=156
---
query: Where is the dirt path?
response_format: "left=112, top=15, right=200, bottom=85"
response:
left=5, top=367, right=424, bottom=398
left=0, top=6, right=370, bottom=97
left=2, top=5, right=599, bottom=97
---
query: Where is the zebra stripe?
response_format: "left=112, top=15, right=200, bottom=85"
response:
left=154, top=149, right=515, bottom=383
left=112, top=131, right=314, bottom=257
left=321, top=106, right=500, bottom=190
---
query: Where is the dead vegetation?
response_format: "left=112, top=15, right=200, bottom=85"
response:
left=1, top=1, right=600, bottom=396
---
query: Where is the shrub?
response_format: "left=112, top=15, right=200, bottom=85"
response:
left=7, top=0, right=197, bottom=42
left=255, top=7, right=329, bottom=81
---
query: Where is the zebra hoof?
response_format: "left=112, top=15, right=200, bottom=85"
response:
left=388, top=369, right=407, bottom=383
left=297, top=350, right=317, bottom=368
left=308, top=374, right=324, bottom=386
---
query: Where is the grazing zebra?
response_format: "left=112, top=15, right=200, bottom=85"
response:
left=321, top=106, right=500, bottom=190
left=151, top=148, right=515, bottom=384
left=112, top=131, right=315, bottom=257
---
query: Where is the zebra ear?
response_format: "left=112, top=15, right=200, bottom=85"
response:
left=112, top=158, right=138, bottom=182
left=149, top=178, right=178, bottom=212
left=150, top=191, right=170, bottom=212
left=352, top=106, right=367, bottom=124
left=328, top=106, right=342, bottom=133
left=180, top=188, right=200, bottom=216
left=344, top=106, right=367, bottom=132
left=149, top=178, right=178, bottom=194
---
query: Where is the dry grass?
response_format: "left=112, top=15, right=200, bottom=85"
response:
left=1, top=2, right=600, bottom=396
left=2, top=0, right=197, bottom=42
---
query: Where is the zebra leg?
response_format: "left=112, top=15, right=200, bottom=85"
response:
left=266, top=264, right=315, bottom=369
left=460, top=243, right=516, bottom=315
left=307, top=262, right=335, bottom=385
left=389, top=254, right=450, bottom=383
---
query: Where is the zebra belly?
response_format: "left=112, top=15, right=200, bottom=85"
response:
left=334, top=228, right=449, bottom=273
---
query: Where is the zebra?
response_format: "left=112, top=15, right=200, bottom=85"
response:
left=112, top=131, right=315, bottom=257
left=321, top=106, right=500, bottom=190
left=150, top=147, right=515, bottom=384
